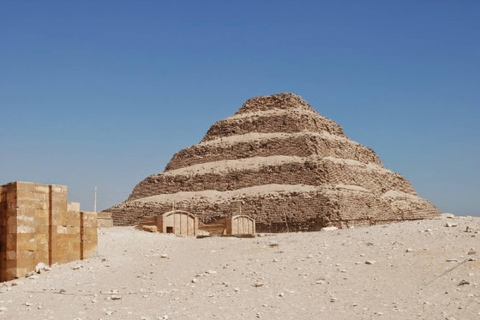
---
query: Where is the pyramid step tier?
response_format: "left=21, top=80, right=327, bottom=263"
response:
left=129, top=156, right=415, bottom=201
left=109, top=184, right=439, bottom=230
left=166, top=132, right=381, bottom=171
left=201, top=108, right=345, bottom=142
left=234, top=92, right=316, bottom=114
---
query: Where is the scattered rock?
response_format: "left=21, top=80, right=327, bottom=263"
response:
left=25, top=271, right=35, bottom=278
left=458, top=280, right=470, bottom=286
left=365, top=260, right=376, bottom=265
left=445, top=223, right=458, bottom=228
left=142, top=225, right=157, bottom=233
left=321, top=227, right=338, bottom=231
left=34, top=262, right=48, bottom=274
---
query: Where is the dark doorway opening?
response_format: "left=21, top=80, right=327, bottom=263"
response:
left=166, top=227, right=174, bottom=234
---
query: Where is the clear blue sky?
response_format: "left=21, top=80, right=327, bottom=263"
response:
left=1, top=1, right=478, bottom=216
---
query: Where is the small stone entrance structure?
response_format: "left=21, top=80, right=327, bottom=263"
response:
left=158, top=210, right=198, bottom=236
left=138, top=210, right=198, bottom=236
left=0, top=181, right=97, bottom=282
left=228, top=215, right=255, bottom=235
left=200, top=215, right=256, bottom=236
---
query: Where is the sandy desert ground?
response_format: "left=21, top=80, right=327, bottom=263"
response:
left=0, top=214, right=479, bottom=320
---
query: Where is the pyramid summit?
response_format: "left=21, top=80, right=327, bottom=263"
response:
left=235, top=92, right=316, bottom=114
left=105, top=93, right=439, bottom=230
left=199, top=93, right=345, bottom=145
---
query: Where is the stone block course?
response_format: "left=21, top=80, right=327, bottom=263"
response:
left=129, top=156, right=415, bottom=202
left=202, top=111, right=345, bottom=142
left=165, top=132, right=381, bottom=172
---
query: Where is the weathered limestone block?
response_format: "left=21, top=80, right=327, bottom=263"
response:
left=97, top=211, right=113, bottom=227
left=81, top=211, right=98, bottom=259
left=142, top=225, right=157, bottom=232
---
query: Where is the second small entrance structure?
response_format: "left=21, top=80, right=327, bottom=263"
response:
left=199, top=215, right=256, bottom=236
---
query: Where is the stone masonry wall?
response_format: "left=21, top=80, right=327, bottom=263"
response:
left=0, top=183, right=16, bottom=283
left=0, top=182, right=97, bottom=282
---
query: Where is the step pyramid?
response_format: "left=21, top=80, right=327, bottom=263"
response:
left=105, top=93, right=439, bottom=231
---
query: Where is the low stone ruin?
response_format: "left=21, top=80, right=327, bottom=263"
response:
left=104, top=93, right=439, bottom=231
